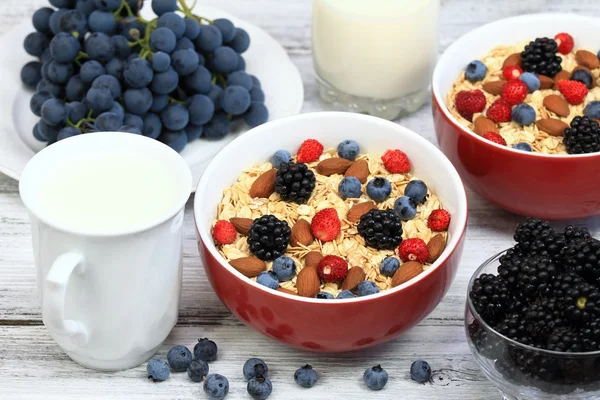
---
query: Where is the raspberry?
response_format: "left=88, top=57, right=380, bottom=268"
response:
left=427, top=209, right=451, bottom=231
left=554, top=33, right=574, bottom=55
left=455, top=89, right=486, bottom=121
left=213, top=220, right=237, bottom=244
left=317, top=255, right=348, bottom=283
left=382, top=149, right=410, bottom=173
left=296, top=139, right=324, bottom=163
left=502, top=65, right=523, bottom=81
left=501, top=79, right=528, bottom=105
left=310, top=208, right=341, bottom=242
left=486, top=99, right=512, bottom=123
left=558, top=80, right=588, bottom=105
left=482, top=131, right=507, bottom=146
left=398, top=238, right=429, bottom=263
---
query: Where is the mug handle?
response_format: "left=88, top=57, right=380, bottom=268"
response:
left=43, top=252, right=89, bottom=347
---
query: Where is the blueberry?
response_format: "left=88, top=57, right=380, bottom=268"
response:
left=167, top=345, right=192, bottom=372
left=203, top=374, right=229, bottom=400
left=513, top=142, right=532, bottom=152
left=336, top=139, right=360, bottom=160
left=294, top=364, right=318, bottom=388
left=366, top=177, right=392, bottom=202
left=363, top=365, right=388, bottom=390
left=336, top=290, right=356, bottom=299
left=194, top=338, right=218, bottom=362
left=511, top=103, right=536, bottom=126
left=256, top=271, right=279, bottom=290
left=394, top=196, right=417, bottom=221
left=464, top=60, right=487, bottom=82
left=147, top=359, right=170, bottom=382
left=584, top=101, right=600, bottom=119
left=519, top=72, right=540, bottom=93
left=357, top=281, right=380, bottom=296
left=247, top=376, right=272, bottom=400
left=380, top=257, right=400, bottom=277
left=271, top=149, right=291, bottom=169
left=338, top=176, right=362, bottom=199
left=410, top=360, right=432, bottom=383
left=404, top=180, right=428, bottom=204
left=316, top=291, right=334, bottom=299
left=572, top=69, right=594, bottom=89
left=188, top=359, right=209, bottom=382
left=271, top=256, right=296, bottom=282
left=243, top=358, right=268, bottom=380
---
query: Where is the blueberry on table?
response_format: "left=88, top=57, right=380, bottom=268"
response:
left=363, top=364, right=388, bottom=390
left=410, top=359, right=432, bottom=383
left=167, top=345, right=192, bottom=372
left=294, top=364, right=318, bottom=388
left=243, top=358, right=269, bottom=380
left=203, top=374, right=229, bottom=400
left=247, top=375, right=273, bottom=400
left=194, top=338, right=218, bottom=362
left=187, top=359, right=209, bottom=382
left=147, top=359, right=170, bottom=382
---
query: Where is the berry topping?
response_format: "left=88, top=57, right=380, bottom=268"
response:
left=357, top=280, right=380, bottom=296
left=501, top=79, right=528, bottom=105
left=275, top=162, right=316, bottom=204
left=296, top=139, right=323, bottom=163
left=398, top=238, right=429, bottom=263
left=427, top=209, right=451, bottom=231
left=558, top=80, right=588, bottom=105
left=271, top=256, right=296, bottom=282
left=256, top=270, right=279, bottom=290
left=410, top=360, right=432, bottom=383
left=366, top=177, right=392, bottom=202
left=455, top=89, right=486, bottom=121
left=465, top=60, right=488, bottom=82
left=213, top=220, right=237, bottom=244
left=513, top=142, right=532, bottom=152
left=338, top=176, right=362, bottom=199
left=337, top=139, right=360, bottom=160
left=381, top=149, right=411, bottom=173
left=357, top=209, right=403, bottom=250
left=247, top=215, right=291, bottom=261
left=482, top=131, right=507, bottom=146
left=502, top=65, right=523, bottom=81
left=364, top=365, right=388, bottom=391
left=316, top=291, right=334, bottom=299
left=564, top=116, right=600, bottom=154
left=394, top=196, right=417, bottom=221
left=521, top=37, right=562, bottom=78
left=511, top=103, right=536, bottom=126
left=380, top=257, right=401, bottom=277
left=336, top=290, right=356, bottom=299
left=317, top=255, right=348, bottom=282
left=519, top=72, right=541, bottom=93
left=310, top=208, right=341, bottom=242
left=571, top=69, right=593, bottom=89
left=404, top=179, right=428, bottom=204
left=271, top=149, right=291, bottom=168
left=486, top=98, right=512, bottom=123
left=554, top=32, right=574, bottom=55
left=584, top=101, right=600, bottom=120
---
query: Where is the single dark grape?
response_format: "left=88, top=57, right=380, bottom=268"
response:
left=41, top=98, right=68, bottom=126
left=86, top=87, right=113, bottom=112
left=195, top=25, right=222, bottom=52
left=46, top=61, right=74, bottom=84
left=175, top=37, right=194, bottom=51
left=250, top=87, right=265, bottom=102
left=204, top=112, right=231, bottom=140
left=111, top=35, right=131, bottom=59
left=123, top=113, right=144, bottom=130
left=229, top=28, right=250, bottom=53
left=213, top=18, right=235, bottom=42
left=92, top=0, right=121, bottom=12
left=49, top=8, right=68, bottom=35
left=95, top=112, right=123, bottom=131
left=186, top=124, right=203, bottom=142
left=32, top=7, right=54, bottom=35
left=109, top=101, right=124, bottom=120
left=24, top=32, right=49, bottom=57
left=142, top=113, right=162, bottom=139
left=171, top=48, right=199, bottom=76
left=33, top=123, right=46, bottom=142
left=187, top=94, right=214, bottom=125
left=150, top=27, right=176, bottom=53
left=212, top=46, right=239, bottom=74
left=67, top=101, right=88, bottom=123
left=123, top=87, right=153, bottom=115
left=57, top=126, right=82, bottom=141
left=49, top=32, right=80, bottom=63
left=76, top=0, right=96, bottom=17
left=85, top=32, right=115, bottom=63
left=207, top=84, right=223, bottom=110
left=161, top=103, right=189, bottom=131
left=36, top=79, right=63, bottom=98
left=244, top=102, right=269, bottom=127
left=58, top=10, right=87, bottom=37
left=184, top=17, right=200, bottom=40
left=123, top=58, right=153, bottom=88
left=105, top=58, right=125, bottom=79
left=227, top=71, right=253, bottom=91
left=160, top=130, right=187, bottom=152
left=80, top=60, right=105, bottom=84
left=30, top=91, right=54, bottom=116
left=157, top=12, right=185, bottom=39
left=38, top=120, right=61, bottom=141
left=118, top=125, right=142, bottom=134
left=151, top=66, right=179, bottom=94
left=183, top=65, right=211, bottom=93
left=88, top=10, right=117, bottom=34
left=21, top=61, right=43, bottom=89
left=152, top=0, right=177, bottom=16
left=91, top=74, right=121, bottom=99
left=150, top=94, right=169, bottom=112
left=65, top=75, right=88, bottom=101
left=222, top=85, right=251, bottom=115
left=151, top=52, right=171, bottom=72
left=49, top=0, right=75, bottom=8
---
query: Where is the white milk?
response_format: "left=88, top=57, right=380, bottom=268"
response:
left=37, top=153, right=181, bottom=233
left=312, top=0, right=440, bottom=100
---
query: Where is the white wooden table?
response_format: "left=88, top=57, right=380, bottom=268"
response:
left=2, top=1, right=600, bottom=398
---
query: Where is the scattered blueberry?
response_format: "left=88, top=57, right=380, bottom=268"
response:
left=147, top=359, right=170, bottom=382
left=336, top=139, right=360, bottom=160
left=271, top=149, right=291, bottom=168
left=316, top=292, right=334, bottom=299
left=337, top=290, right=356, bottom=299
left=167, top=345, right=192, bottom=372
left=511, top=103, right=536, bottom=126
left=363, top=365, right=388, bottom=390
left=247, top=375, right=272, bottom=400
left=519, top=72, right=540, bottom=93
left=271, top=256, right=296, bottom=282
left=394, top=196, right=417, bottom=221
left=357, top=281, right=380, bottom=296
left=256, top=271, right=279, bottom=290
left=572, top=69, right=594, bottom=89
left=294, top=364, right=318, bottom=388
left=338, top=176, right=362, bottom=199
left=404, top=180, right=428, bottom=204
left=380, top=257, right=400, bottom=277
left=366, top=177, right=392, bottom=203
left=194, top=338, right=218, bottom=362
left=513, top=142, right=532, bottom=152
left=188, top=359, right=209, bottom=382
left=243, top=358, right=269, bottom=380
left=584, top=101, right=600, bottom=120
left=203, top=374, right=229, bottom=400
left=464, top=60, right=487, bottom=82
left=410, top=360, right=432, bottom=383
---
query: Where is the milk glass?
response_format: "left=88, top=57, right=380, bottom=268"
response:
left=312, top=0, right=440, bottom=119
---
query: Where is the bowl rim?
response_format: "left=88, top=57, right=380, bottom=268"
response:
left=466, top=248, right=600, bottom=357
left=194, top=111, right=468, bottom=303
left=432, top=12, right=600, bottom=160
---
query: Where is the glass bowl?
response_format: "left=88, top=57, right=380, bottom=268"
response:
left=465, top=250, right=600, bottom=400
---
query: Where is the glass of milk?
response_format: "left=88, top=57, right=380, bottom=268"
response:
left=312, top=0, right=440, bottom=120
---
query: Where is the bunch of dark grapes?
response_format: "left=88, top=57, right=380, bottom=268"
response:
left=22, top=0, right=268, bottom=152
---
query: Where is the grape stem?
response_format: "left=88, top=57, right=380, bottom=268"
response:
left=168, top=96, right=185, bottom=104
left=75, top=51, right=89, bottom=64
left=178, top=0, right=213, bottom=24
left=112, top=1, right=135, bottom=18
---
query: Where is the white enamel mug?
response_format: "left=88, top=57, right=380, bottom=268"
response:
left=19, top=132, right=192, bottom=371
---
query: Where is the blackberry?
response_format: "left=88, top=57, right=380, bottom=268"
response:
left=563, top=225, right=591, bottom=243
left=247, top=215, right=291, bottom=261
left=547, top=327, right=582, bottom=352
left=529, top=231, right=566, bottom=259
left=563, top=116, right=600, bottom=154
left=496, top=312, right=529, bottom=343
left=513, top=218, right=554, bottom=253
left=517, top=256, right=561, bottom=298
left=520, top=37, right=562, bottom=77
left=580, top=319, right=600, bottom=351
left=561, top=238, right=600, bottom=286
left=548, top=272, right=600, bottom=325
left=357, top=209, right=403, bottom=250
left=521, top=297, right=564, bottom=344
left=274, top=162, right=316, bottom=204
left=469, top=273, right=514, bottom=324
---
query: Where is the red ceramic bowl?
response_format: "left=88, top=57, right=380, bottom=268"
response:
left=432, top=14, right=600, bottom=220
left=194, top=112, right=468, bottom=352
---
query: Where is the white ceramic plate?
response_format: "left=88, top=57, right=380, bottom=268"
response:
left=0, top=5, right=304, bottom=189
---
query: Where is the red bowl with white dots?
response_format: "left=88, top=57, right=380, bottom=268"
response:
left=432, top=13, right=600, bottom=220
left=193, top=112, right=467, bottom=352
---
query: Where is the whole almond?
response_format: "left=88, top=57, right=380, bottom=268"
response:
left=277, top=287, right=297, bottom=295
left=342, top=266, right=366, bottom=290
left=538, top=75, right=555, bottom=89
left=296, top=267, right=320, bottom=297
left=347, top=201, right=377, bottom=223
left=427, top=234, right=447, bottom=263
left=304, top=251, right=323, bottom=268
left=291, top=218, right=314, bottom=247
left=503, top=53, right=522, bottom=68
left=482, top=80, right=505, bottom=96
left=230, top=217, right=253, bottom=235
left=316, top=158, right=353, bottom=176
left=543, top=95, right=570, bottom=118
left=344, top=159, right=369, bottom=184
left=473, top=116, right=498, bottom=135
left=229, top=257, right=266, bottom=278
left=249, top=168, right=276, bottom=198
left=576, top=50, right=600, bottom=70
left=535, top=118, right=569, bottom=137
left=392, top=261, right=423, bottom=287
